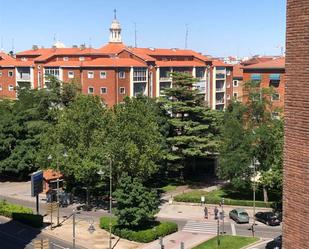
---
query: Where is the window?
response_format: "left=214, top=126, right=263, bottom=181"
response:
left=119, top=71, right=125, bottom=79
left=100, top=71, right=107, bottom=79
left=63, top=57, right=69, bottom=61
left=226, top=70, right=231, bottom=76
left=79, top=57, right=85, bottom=61
left=119, top=87, right=125, bottom=94
left=8, top=71, right=13, bottom=77
left=227, top=94, right=230, bottom=100
left=88, top=71, right=94, bottom=79
left=68, top=71, right=74, bottom=79
left=233, top=80, right=239, bottom=87
left=45, top=68, right=60, bottom=78
left=226, top=84, right=230, bottom=88
left=0, top=85, right=2, bottom=91
left=269, top=80, right=280, bottom=88
left=8, top=85, right=14, bottom=91
left=100, top=87, right=107, bottom=94
left=272, top=93, right=280, bottom=101
left=133, top=68, right=147, bottom=82
left=272, top=112, right=280, bottom=120
left=233, top=92, right=238, bottom=98
left=88, top=86, right=94, bottom=94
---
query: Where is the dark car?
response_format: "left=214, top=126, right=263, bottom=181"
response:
left=255, top=212, right=281, bottom=226
left=229, top=208, right=249, bottom=223
left=265, top=235, right=282, bottom=249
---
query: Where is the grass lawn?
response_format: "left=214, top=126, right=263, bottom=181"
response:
left=174, top=188, right=272, bottom=207
left=193, top=235, right=259, bottom=249
left=160, top=184, right=178, bottom=193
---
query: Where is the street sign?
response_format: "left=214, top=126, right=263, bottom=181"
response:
left=31, top=170, right=43, bottom=197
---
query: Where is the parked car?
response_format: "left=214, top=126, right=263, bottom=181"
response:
left=229, top=208, right=249, bottom=223
left=266, top=235, right=282, bottom=249
left=255, top=212, right=281, bottom=226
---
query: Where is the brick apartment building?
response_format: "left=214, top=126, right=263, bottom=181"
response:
left=242, top=57, right=285, bottom=117
left=1, top=14, right=234, bottom=108
left=231, top=64, right=243, bottom=102
left=283, top=0, right=309, bottom=248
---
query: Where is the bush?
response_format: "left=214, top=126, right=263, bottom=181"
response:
left=174, top=190, right=272, bottom=208
left=0, top=200, right=43, bottom=227
left=0, top=200, right=33, bottom=218
left=100, top=217, right=178, bottom=243
left=12, top=213, right=43, bottom=228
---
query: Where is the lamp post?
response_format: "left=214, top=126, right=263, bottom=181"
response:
left=97, top=156, right=113, bottom=249
left=48, top=152, right=67, bottom=227
left=249, top=157, right=260, bottom=237
left=72, top=208, right=95, bottom=249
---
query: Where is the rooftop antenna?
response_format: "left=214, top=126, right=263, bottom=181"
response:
left=89, top=37, right=92, bottom=48
left=185, top=24, right=189, bottom=49
left=134, top=23, right=137, bottom=48
left=11, top=38, right=14, bottom=53
left=114, top=8, right=117, bottom=19
left=53, top=33, right=56, bottom=43
left=0, top=37, right=3, bottom=52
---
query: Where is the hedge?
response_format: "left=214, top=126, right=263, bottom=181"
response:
left=174, top=190, right=272, bottom=208
left=0, top=200, right=33, bottom=217
left=0, top=200, right=43, bottom=227
left=100, top=217, right=178, bottom=243
left=12, top=213, right=43, bottom=228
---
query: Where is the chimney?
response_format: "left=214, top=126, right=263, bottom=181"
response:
left=32, top=45, right=39, bottom=50
left=72, top=45, right=78, bottom=48
left=80, top=44, right=86, bottom=50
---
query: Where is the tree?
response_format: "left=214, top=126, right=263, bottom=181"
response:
left=219, top=81, right=283, bottom=202
left=38, top=94, right=109, bottom=205
left=106, top=96, right=167, bottom=182
left=113, top=173, right=159, bottom=228
left=0, top=77, right=79, bottom=179
left=159, top=72, right=222, bottom=177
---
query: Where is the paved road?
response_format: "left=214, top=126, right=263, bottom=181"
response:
left=0, top=216, right=85, bottom=249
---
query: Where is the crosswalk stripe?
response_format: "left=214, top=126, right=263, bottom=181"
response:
left=182, top=220, right=217, bottom=234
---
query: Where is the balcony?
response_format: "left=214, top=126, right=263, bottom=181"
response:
left=17, top=73, right=31, bottom=81
left=159, top=76, right=172, bottom=81
left=216, top=73, right=225, bottom=79
left=216, top=99, right=225, bottom=104
left=216, top=87, right=225, bottom=92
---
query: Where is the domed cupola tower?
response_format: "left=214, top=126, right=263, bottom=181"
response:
left=109, top=9, right=122, bottom=43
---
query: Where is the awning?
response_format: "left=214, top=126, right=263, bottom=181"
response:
left=269, top=74, right=280, bottom=80
left=251, top=74, right=261, bottom=80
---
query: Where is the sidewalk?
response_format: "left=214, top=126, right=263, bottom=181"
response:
left=141, top=231, right=215, bottom=249
left=157, top=202, right=272, bottom=221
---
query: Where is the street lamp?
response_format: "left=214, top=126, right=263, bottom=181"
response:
left=72, top=208, right=95, bottom=249
left=47, top=151, right=68, bottom=227
left=249, top=157, right=260, bottom=237
left=97, top=156, right=113, bottom=249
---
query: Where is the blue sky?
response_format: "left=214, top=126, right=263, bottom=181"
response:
left=0, top=0, right=286, bottom=57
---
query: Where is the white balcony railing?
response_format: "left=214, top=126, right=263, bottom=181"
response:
left=216, top=99, right=225, bottom=104
left=17, top=74, right=31, bottom=81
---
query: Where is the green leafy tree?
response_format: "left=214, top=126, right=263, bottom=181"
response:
left=38, top=94, right=109, bottom=205
left=106, top=96, right=167, bottom=182
left=113, top=173, right=159, bottom=228
left=0, top=77, right=78, bottom=178
left=219, top=81, right=283, bottom=202
left=159, top=72, right=222, bottom=177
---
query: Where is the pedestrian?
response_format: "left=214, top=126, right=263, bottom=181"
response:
left=214, top=206, right=219, bottom=220
left=204, top=206, right=208, bottom=219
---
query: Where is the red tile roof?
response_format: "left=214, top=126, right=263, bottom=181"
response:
left=156, top=60, right=206, bottom=67
left=233, top=64, right=243, bottom=78
left=212, top=60, right=232, bottom=67
left=44, top=57, right=147, bottom=68
left=243, top=57, right=285, bottom=69
left=43, top=169, right=63, bottom=181
left=241, top=56, right=280, bottom=66
left=99, top=43, right=126, bottom=54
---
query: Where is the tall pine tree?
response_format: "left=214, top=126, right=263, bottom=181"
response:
left=159, top=72, right=222, bottom=177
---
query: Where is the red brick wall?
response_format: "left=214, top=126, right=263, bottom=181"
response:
left=243, top=69, right=285, bottom=110
left=0, top=67, right=16, bottom=99
left=283, top=0, right=309, bottom=248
